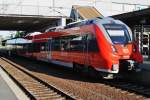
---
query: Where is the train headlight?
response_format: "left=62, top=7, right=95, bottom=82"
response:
left=112, top=64, right=119, bottom=71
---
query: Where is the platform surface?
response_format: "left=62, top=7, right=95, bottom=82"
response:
left=0, top=75, right=18, bottom=100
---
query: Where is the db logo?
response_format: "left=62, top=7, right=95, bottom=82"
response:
left=123, top=49, right=129, bottom=53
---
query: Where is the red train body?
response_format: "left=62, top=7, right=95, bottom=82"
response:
left=4, top=17, right=143, bottom=79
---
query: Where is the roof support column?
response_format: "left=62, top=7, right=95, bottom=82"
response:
left=58, top=17, right=66, bottom=26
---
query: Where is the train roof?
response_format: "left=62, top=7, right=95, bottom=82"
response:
left=3, top=17, right=122, bottom=45
left=64, top=17, right=114, bottom=29
left=26, top=32, right=42, bottom=36
left=21, top=17, right=118, bottom=41
left=45, top=26, right=64, bottom=32
left=6, top=38, right=32, bottom=45
left=25, top=17, right=116, bottom=39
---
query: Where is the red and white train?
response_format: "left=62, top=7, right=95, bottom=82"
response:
left=3, top=17, right=143, bottom=79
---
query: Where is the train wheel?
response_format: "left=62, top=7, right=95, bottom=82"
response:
left=88, top=67, right=98, bottom=79
left=80, top=65, right=89, bottom=77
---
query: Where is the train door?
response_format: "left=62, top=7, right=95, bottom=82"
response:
left=82, top=34, right=90, bottom=66
left=60, top=37, right=69, bottom=61
left=69, top=35, right=84, bottom=64
left=81, top=33, right=99, bottom=73
left=46, top=39, right=52, bottom=60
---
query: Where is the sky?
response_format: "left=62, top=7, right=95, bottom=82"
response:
left=0, top=0, right=150, bottom=38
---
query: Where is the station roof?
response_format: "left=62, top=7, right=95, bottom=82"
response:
left=73, top=5, right=103, bottom=19
left=112, top=8, right=150, bottom=27
left=70, top=5, right=103, bottom=20
left=0, top=14, right=65, bottom=32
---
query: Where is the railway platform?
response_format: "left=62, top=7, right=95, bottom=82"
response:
left=0, top=75, right=18, bottom=100
left=0, top=67, right=29, bottom=100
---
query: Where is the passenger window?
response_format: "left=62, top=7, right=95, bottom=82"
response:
left=60, top=37, right=70, bottom=51
left=87, top=34, right=99, bottom=52
left=32, top=43, right=40, bottom=52
left=40, top=42, right=46, bottom=51
left=51, top=38, right=61, bottom=51
left=28, top=44, right=33, bottom=52
left=70, top=35, right=83, bottom=51
left=23, top=44, right=28, bottom=52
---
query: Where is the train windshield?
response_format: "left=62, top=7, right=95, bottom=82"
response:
left=104, top=24, right=131, bottom=44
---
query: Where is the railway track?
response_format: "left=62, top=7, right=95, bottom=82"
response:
left=0, top=57, right=76, bottom=100
left=103, top=79, right=150, bottom=98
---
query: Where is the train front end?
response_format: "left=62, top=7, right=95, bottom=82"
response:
left=94, top=17, right=143, bottom=78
